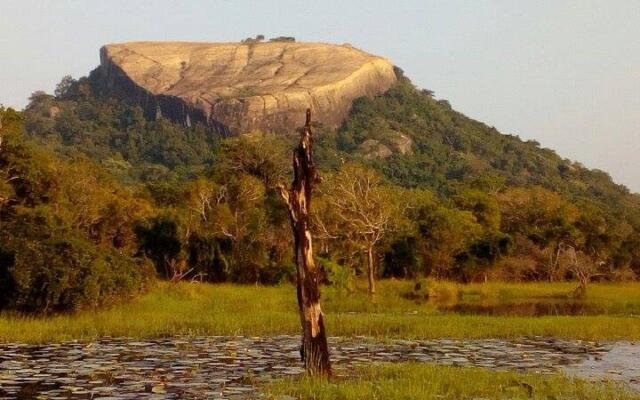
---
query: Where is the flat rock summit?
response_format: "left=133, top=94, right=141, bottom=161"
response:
left=98, top=41, right=397, bottom=135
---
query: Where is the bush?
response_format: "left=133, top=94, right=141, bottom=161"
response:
left=187, top=233, right=229, bottom=282
left=0, top=235, right=153, bottom=312
left=135, top=214, right=184, bottom=278
left=0, top=210, right=153, bottom=313
left=383, top=236, right=421, bottom=278
left=404, top=278, right=460, bottom=303
left=256, top=259, right=296, bottom=285
left=319, top=257, right=354, bottom=291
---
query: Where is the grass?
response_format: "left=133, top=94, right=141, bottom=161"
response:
left=264, top=363, right=640, bottom=400
left=0, top=280, right=639, bottom=343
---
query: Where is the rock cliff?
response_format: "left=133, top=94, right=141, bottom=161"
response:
left=98, top=41, right=397, bottom=135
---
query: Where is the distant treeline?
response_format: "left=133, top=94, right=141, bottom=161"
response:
left=1, top=69, right=639, bottom=312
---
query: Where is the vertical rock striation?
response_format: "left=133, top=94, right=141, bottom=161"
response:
left=98, top=41, right=397, bottom=135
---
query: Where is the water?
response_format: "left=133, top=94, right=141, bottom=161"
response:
left=0, top=336, right=635, bottom=399
left=439, top=301, right=604, bottom=316
left=565, top=342, right=640, bottom=392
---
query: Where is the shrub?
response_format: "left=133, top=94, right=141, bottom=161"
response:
left=402, top=279, right=459, bottom=303
left=318, top=257, right=354, bottom=291
left=383, top=236, right=421, bottom=278
left=187, top=233, right=229, bottom=282
left=0, top=211, right=153, bottom=312
left=135, top=214, right=184, bottom=278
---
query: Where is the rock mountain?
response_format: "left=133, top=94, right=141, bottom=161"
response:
left=98, top=41, right=396, bottom=135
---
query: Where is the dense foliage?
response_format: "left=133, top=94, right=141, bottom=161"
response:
left=4, top=67, right=639, bottom=312
left=26, top=73, right=220, bottom=184
left=0, top=107, right=153, bottom=312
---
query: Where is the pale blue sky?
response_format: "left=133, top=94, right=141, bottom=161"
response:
left=1, top=0, right=639, bottom=191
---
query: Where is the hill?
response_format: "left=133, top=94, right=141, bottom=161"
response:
left=335, top=70, right=640, bottom=218
left=4, top=47, right=638, bottom=313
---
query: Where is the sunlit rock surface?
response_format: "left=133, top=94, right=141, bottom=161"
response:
left=99, top=41, right=397, bottom=135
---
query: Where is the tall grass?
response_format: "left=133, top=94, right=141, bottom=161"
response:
left=265, top=363, right=640, bottom=400
left=0, top=280, right=639, bottom=343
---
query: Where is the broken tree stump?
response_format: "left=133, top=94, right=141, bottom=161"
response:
left=277, top=109, right=331, bottom=376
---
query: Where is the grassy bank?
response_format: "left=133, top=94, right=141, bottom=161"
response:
left=265, top=363, right=639, bottom=400
left=0, top=280, right=639, bottom=343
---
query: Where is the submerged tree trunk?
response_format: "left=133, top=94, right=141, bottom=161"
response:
left=277, top=109, right=331, bottom=376
left=367, top=245, right=376, bottom=294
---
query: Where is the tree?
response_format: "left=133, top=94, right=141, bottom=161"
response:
left=277, top=109, right=331, bottom=376
left=0, top=109, right=3, bottom=150
left=241, top=34, right=265, bottom=43
left=416, top=206, right=481, bottom=279
left=0, top=110, right=7, bottom=209
left=454, top=189, right=501, bottom=230
left=186, top=178, right=217, bottom=223
left=270, top=36, right=296, bottom=42
left=217, top=133, right=290, bottom=188
left=208, top=174, right=269, bottom=281
left=1, top=109, right=153, bottom=312
left=559, top=245, right=604, bottom=297
left=0, top=108, right=21, bottom=212
left=498, top=187, right=578, bottom=247
left=498, top=187, right=580, bottom=280
left=322, top=165, right=404, bottom=294
left=54, top=75, right=76, bottom=98
left=135, top=213, right=184, bottom=279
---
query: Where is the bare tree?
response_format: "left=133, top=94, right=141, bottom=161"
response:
left=186, top=178, right=216, bottom=222
left=325, top=165, right=401, bottom=294
left=209, top=175, right=266, bottom=270
left=165, top=256, right=193, bottom=282
left=546, top=243, right=564, bottom=282
left=277, top=109, right=331, bottom=376
left=560, top=245, right=604, bottom=297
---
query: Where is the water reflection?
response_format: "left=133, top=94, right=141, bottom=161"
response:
left=439, top=301, right=605, bottom=316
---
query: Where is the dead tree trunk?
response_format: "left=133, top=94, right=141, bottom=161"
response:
left=277, top=109, right=331, bottom=376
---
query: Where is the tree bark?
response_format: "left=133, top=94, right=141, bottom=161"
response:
left=367, top=245, right=376, bottom=294
left=277, top=109, right=331, bottom=376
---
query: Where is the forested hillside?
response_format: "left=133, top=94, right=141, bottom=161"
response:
left=3, top=67, right=639, bottom=312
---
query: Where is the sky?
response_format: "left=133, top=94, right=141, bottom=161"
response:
left=1, top=0, right=639, bottom=191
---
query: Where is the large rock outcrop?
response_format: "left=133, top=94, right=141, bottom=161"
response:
left=98, top=41, right=397, bottom=135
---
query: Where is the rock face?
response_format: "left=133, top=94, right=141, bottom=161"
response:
left=358, top=132, right=413, bottom=159
left=98, top=41, right=397, bottom=135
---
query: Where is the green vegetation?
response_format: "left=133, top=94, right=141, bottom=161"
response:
left=25, top=84, right=220, bottom=182
left=1, top=281, right=639, bottom=343
left=329, top=70, right=640, bottom=283
left=0, top=107, right=153, bottom=312
left=3, top=67, right=640, bottom=314
left=269, top=36, right=296, bottom=42
left=265, top=363, right=639, bottom=400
